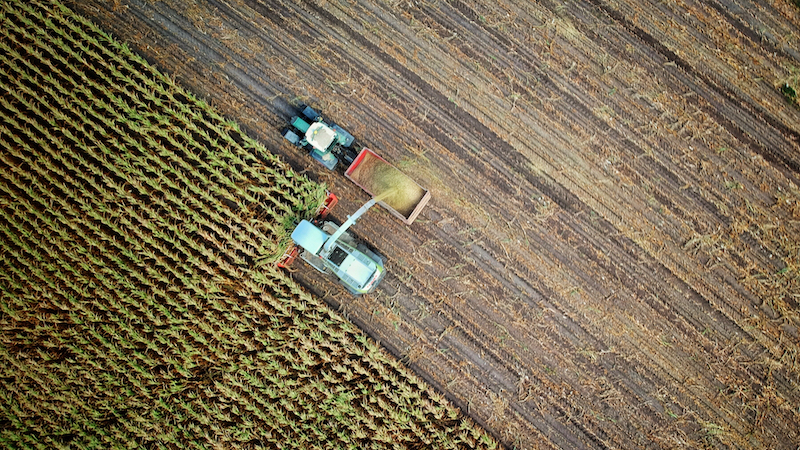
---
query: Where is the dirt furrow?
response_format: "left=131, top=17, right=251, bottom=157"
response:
left=582, top=0, right=800, bottom=183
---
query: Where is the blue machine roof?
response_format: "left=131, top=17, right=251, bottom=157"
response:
left=292, top=220, right=328, bottom=254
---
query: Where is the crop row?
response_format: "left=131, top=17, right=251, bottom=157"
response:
left=0, top=2, right=322, bottom=264
left=0, top=0, right=497, bottom=449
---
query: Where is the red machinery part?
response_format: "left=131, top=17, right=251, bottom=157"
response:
left=318, top=191, right=338, bottom=218
left=277, top=246, right=299, bottom=268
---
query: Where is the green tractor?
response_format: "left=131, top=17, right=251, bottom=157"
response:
left=281, top=105, right=359, bottom=170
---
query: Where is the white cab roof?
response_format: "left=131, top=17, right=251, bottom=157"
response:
left=291, top=220, right=328, bottom=254
left=306, top=122, right=337, bottom=152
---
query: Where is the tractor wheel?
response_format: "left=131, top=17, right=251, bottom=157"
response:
left=282, top=127, right=300, bottom=145
left=300, top=105, right=320, bottom=121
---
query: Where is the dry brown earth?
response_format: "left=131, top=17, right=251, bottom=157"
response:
left=72, top=0, right=800, bottom=448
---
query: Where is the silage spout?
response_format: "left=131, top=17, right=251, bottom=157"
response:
left=323, top=190, right=396, bottom=253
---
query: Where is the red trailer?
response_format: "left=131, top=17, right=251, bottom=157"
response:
left=345, top=148, right=431, bottom=225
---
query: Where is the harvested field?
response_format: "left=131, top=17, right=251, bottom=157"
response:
left=71, top=0, right=800, bottom=448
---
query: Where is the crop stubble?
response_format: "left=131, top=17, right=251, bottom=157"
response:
left=71, top=0, right=800, bottom=448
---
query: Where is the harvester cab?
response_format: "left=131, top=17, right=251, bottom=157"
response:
left=278, top=194, right=386, bottom=295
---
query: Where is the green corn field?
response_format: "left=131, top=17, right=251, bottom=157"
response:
left=0, top=0, right=497, bottom=448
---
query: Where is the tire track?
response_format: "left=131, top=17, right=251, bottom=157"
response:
left=708, top=0, right=800, bottom=63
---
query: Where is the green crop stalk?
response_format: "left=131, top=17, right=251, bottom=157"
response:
left=6, top=27, right=296, bottom=264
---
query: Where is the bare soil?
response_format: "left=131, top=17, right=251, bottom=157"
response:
left=72, top=0, right=800, bottom=448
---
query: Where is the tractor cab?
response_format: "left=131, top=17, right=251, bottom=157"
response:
left=306, top=121, right=338, bottom=153
left=282, top=105, right=356, bottom=170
